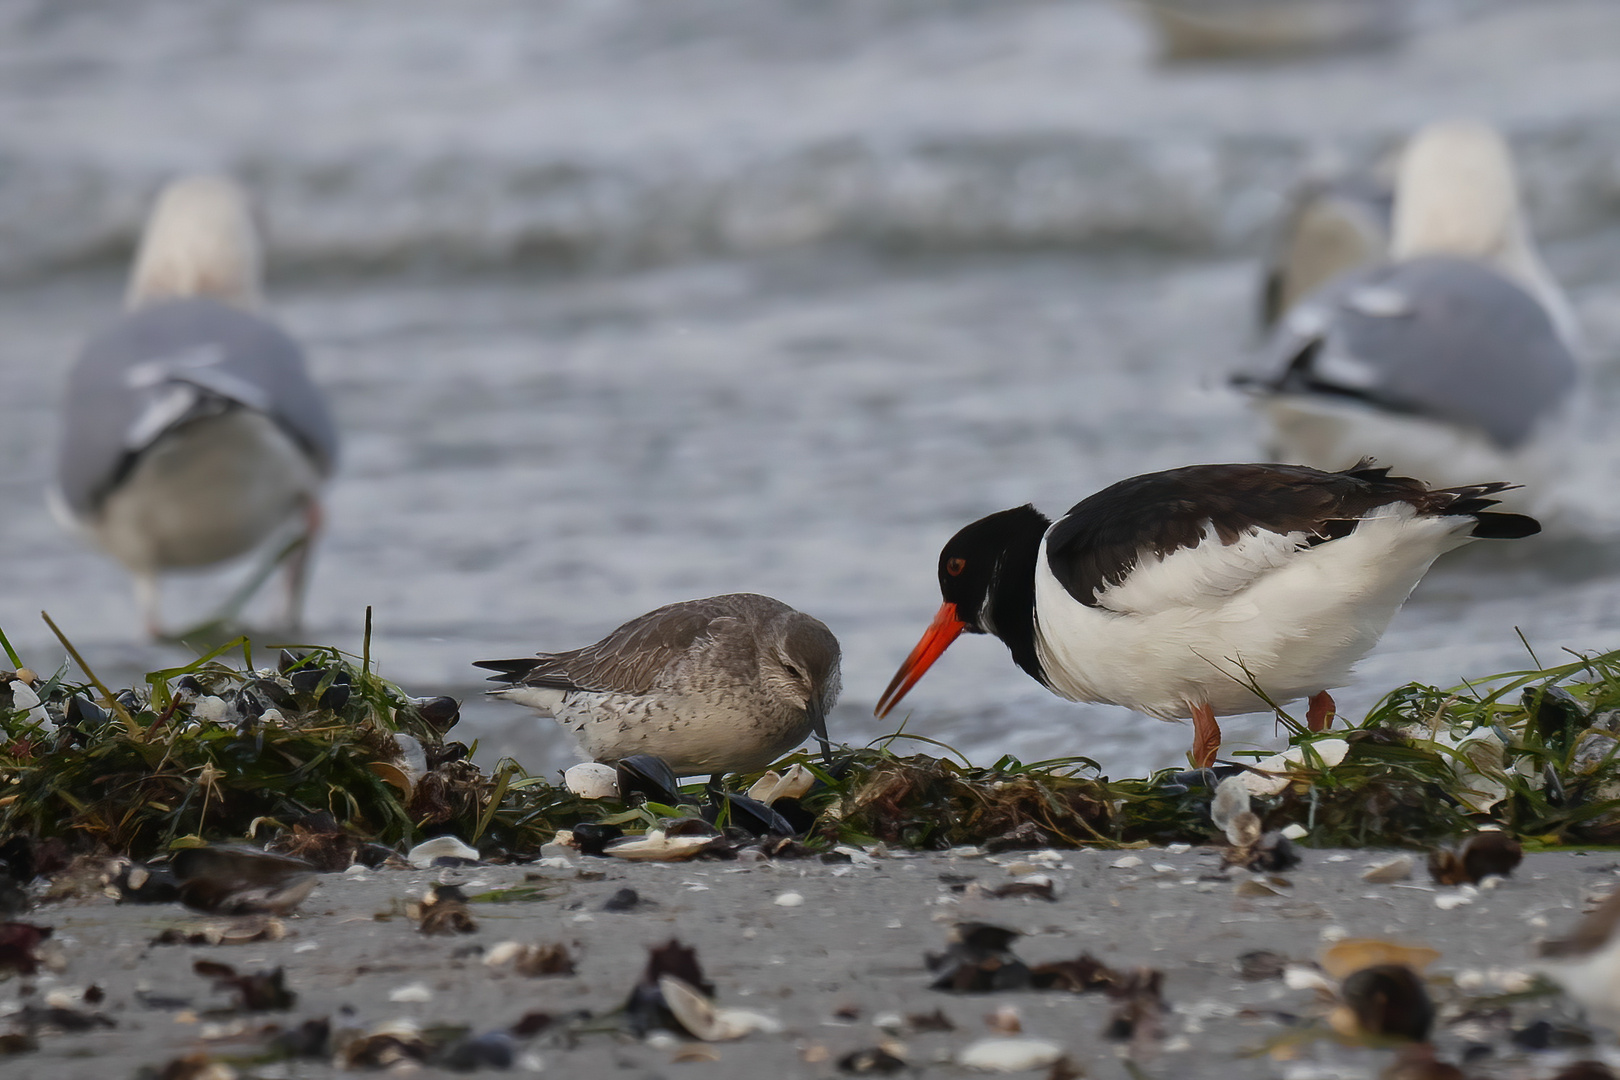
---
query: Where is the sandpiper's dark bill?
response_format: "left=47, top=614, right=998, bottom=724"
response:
left=878, top=462, right=1539, bottom=769
left=476, top=592, right=841, bottom=779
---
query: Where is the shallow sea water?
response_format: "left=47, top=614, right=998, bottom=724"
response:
left=1, top=0, right=1619, bottom=780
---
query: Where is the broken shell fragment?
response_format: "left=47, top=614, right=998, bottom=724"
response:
left=604, top=830, right=718, bottom=862
left=1320, top=939, right=1441, bottom=980
left=658, top=975, right=783, bottom=1041
left=746, top=763, right=816, bottom=806
left=1362, top=855, right=1415, bottom=884
left=1209, top=775, right=1250, bottom=835
left=564, top=763, right=621, bottom=800
left=957, top=1037, right=1065, bottom=1072
left=1241, top=738, right=1350, bottom=796
left=406, top=836, right=480, bottom=868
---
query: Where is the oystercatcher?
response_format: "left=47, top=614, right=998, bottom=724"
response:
left=1242, top=122, right=1580, bottom=497
left=51, top=176, right=338, bottom=638
left=875, top=463, right=1538, bottom=768
left=476, top=593, right=841, bottom=778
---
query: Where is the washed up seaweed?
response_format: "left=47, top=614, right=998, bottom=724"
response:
left=5, top=619, right=1620, bottom=859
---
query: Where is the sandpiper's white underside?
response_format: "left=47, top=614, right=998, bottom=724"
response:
left=1031, top=503, right=1476, bottom=720
left=493, top=683, right=814, bottom=777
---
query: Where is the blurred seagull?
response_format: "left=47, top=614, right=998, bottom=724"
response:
left=475, top=593, right=841, bottom=780
left=1240, top=122, right=1581, bottom=499
left=1259, top=171, right=1392, bottom=331
left=51, top=176, right=338, bottom=638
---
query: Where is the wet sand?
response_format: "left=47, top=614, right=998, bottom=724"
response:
left=9, top=846, right=1620, bottom=1079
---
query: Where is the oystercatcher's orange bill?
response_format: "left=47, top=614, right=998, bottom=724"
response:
left=874, top=602, right=966, bottom=718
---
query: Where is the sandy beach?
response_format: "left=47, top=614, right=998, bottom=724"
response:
left=5, top=845, right=1619, bottom=1079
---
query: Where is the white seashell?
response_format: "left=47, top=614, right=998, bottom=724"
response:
left=957, top=1037, right=1065, bottom=1072
left=564, top=763, right=621, bottom=800
left=1110, top=855, right=1143, bottom=869
left=774, top=892, right=805, bottom=908
left=604, top=830, right=715, bottom=862
left=658, top=976, right=783, bottom=1041
left=395, top=734, right=428, bottom=788
left=745, top=762, right=815, bottom=805
left=388, top=983, right=433, bottom=1003
left=485, top=941, right=524, bottom=967
left=1210, top=776, right=1251, bottom=833
left=1226, top=811, right=1262, bottom=848
left=1282, top=965, right=1336, bottom=993
left=1240, top=739, right=1350, bottom=797
left=1361, top=855, right=1415, bottom=883
left=1280, top=824, right=1308, bottom=841
left=745, top=770, right=783, bottom=803
left=192, top=695, right=231, bottom=723
left=407, top=836, right=480, bottom=868
left=1435, top=892, right=1473, bottom=910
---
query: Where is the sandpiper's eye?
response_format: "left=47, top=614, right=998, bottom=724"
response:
left=946, top=557, right=967, bottom=577
left=784, top=664, right=803, bottom=680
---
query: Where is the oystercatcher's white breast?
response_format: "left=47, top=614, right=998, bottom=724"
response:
left=1031, top=503, right=1477, bottom=720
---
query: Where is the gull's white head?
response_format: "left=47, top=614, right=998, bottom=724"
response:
left=1391, top=121, right=1525, bottom=263
left=126, top=175, right=264, bottom=312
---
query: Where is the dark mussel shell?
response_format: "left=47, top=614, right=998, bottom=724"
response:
left=1526, top=685, right=1587, bottom=751
left=249, top=679, right=299, bottom=712
left=706, top=792, right=796, bottom=838
left=615, top=754, right=685, bottom=806
left=572, top=822, right=625, bottom=857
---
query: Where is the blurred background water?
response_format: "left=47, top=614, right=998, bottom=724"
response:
left=2, top=0, right=1619, bottom=778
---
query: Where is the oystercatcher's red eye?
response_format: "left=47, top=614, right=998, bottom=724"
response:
left=946, top=557, right=967, bottom=577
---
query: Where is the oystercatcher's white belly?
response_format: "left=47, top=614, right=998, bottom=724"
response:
left=1031, top=506, right=1475, bottom=720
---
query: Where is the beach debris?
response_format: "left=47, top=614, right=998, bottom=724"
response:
left=715, top=791, right=798, bottom=837
left=1236, top=950, right=1289, bottom=981
left=193, top=959, right=296, bottom=1012
left=958, top=1036, right=1065, bottom=1072
left=775, top=891, right=805, bottom=907
left=0, top=921, right=52, bottom=974
left=1240, top=739, right=1350, bottom=797
left=134, top=1052, right=237, bottom=1080
left=1428, top=831, right=1522, bottom=885
left=905, top=1008, right=956, bottom=1032
left=1210, top=777, right=1300, bottom=872
left=625, top=939, right=716, bottom=1036
left=410, top=883, right=477, bottom=934
left=269, top=810, right=398, bottom=871
left=1320, top=939, right=1440, bottom=981
left=407, top=835, right=480, bottom=868
left=437, top=1030, right=517, bottom=1071
left=985, top=1005, right=1022, bottom=1034
left=1102, top=967, right=1167, bottom=1054
left=109, top=858, right=182, bottom=904
left=984, top=876, right=1057, bottom=902
left=1362, top=855, right=1415, bottom=883
left=1549, top=1064, right=1618, bottom=1080
left=603, top=829, right=718, bottom=862
left=601, top=887, right=646, bottom=912
left=984, top=822, right=1054, bottom=853
left=484, top=940, right=577, bottom=976
left=152, top=915, right=287, bottom=947
left=571, top=822, right=625, bottom=856
left=564, top=762, right=620, bottom=800
left=172, top=845, right=317, bottom=915
left=615, top=754, right=685, bottom=806
left=1329, top=964, right=1433, bottom=1042
left=389, top=982, right=433, bottom=1004
left=747, top=764, right=815, bottom=806
left=335, top=1018, right=430, bottom=1069
left=1509, top=1018, right=1594, bottom=1051
left=1379, top=1043, right=1468, bottom=1080
left=928, top=923, right=1032, bottom=992
left=657, top=974, right=784, bottom=1041
left=837, top=1042, right=909, bottom=1074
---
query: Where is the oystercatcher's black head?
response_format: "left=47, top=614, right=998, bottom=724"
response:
left=876, top=505, right=1051, bottom=719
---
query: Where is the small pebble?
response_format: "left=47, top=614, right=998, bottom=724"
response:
left=775, top=892, right=805, bottom=908
left=1111, top=855, right=1143, bottom=869
left=389, top=983, right=433, bottom=1004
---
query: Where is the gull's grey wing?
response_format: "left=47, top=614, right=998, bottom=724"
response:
left=1248, top=255, right=1579, bottom=449
left=55, top=297, right=338, bottom=517
left=476, top=594, right=794, bottom=696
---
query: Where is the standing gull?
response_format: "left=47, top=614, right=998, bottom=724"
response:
left=875, top=463, right=1538, bottom=769
left=51, top=176, right=338, bottom=637
left=475, top=593, right=841, bottom=779
left=1240, top=122, right=1581, bottom=498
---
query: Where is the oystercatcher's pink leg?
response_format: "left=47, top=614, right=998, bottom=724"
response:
left=1190, top=702, right=1221, bottom=769
left=1306, top=690, right=1336, bottom=732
